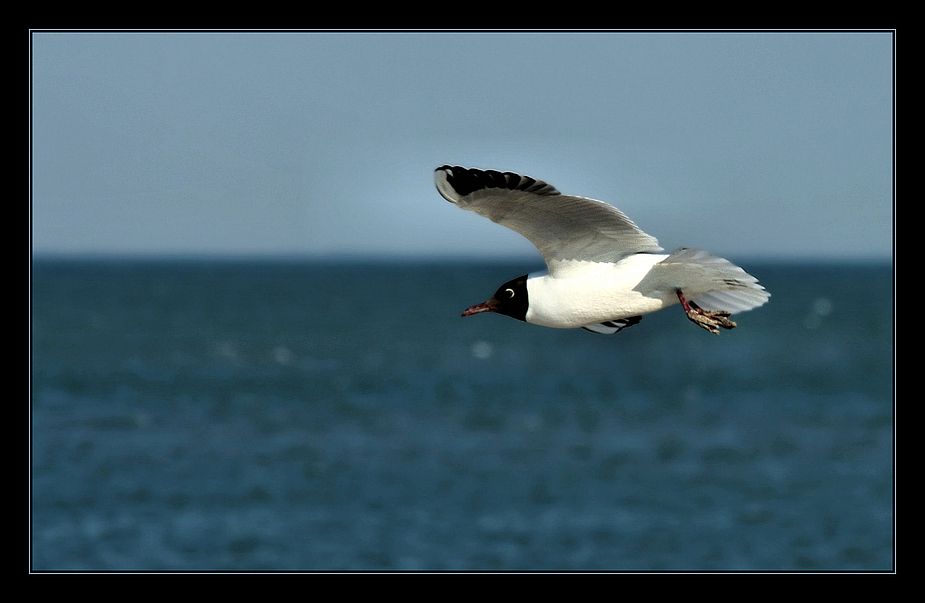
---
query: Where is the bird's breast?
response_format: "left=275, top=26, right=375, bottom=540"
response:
left=524, top=257, right=674, bottom=328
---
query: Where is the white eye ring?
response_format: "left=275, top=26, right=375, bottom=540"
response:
left=505, top=288, right=515, bottom=298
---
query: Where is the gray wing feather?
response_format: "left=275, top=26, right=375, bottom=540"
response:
left=435, top=166, right=662, bottom=267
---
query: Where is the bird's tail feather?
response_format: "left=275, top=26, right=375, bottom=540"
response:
left=657, top=248, right=770, bottom=313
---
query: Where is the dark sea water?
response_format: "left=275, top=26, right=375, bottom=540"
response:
left=30, top=257, right=894, bottom=571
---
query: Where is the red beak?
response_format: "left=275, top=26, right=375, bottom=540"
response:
left=461, top=300, right=497, bottom=317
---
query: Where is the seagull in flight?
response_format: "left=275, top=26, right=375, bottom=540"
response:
left=435, top=166, right=769, bottom=335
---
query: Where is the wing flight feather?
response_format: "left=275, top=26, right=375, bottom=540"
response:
left=435, top=166, right=662, bottom=268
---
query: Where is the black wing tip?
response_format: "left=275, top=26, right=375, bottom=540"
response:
left=582, top=316, right=643, bottom=335
left=435, top=165, right=559, bottom=199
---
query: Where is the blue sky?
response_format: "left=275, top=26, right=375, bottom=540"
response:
left=31, top=31, right=894, bottom=261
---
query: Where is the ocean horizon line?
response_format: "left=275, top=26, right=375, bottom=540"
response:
left=30, top=250, right=894, bottom=268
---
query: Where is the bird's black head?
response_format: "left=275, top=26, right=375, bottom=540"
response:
left=461, top=275, right=529, bottom=322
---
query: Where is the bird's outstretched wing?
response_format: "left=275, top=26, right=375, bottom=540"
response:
left=435, top=166, right=662, bottom=270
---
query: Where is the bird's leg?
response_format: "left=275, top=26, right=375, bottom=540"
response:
left=676, top=290, right=737, bottom=335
